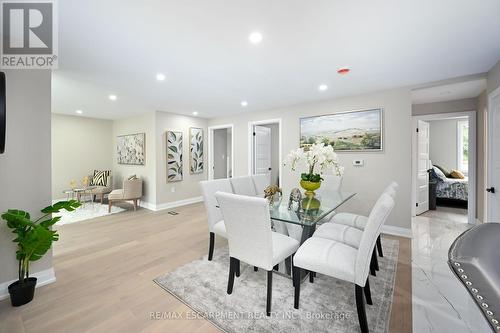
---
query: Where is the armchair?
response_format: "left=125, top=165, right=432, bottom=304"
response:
left=89, top=175, right=113, bottom=204
left=108, top=178, right=143, bottom=212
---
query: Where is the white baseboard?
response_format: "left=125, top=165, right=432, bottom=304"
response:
left=382, top=225, right=412, bottom=238
left=140, top=196, right=203, bottom=212
left=0, top=267, right=56, bottom=301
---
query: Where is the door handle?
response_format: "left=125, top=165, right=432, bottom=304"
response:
left=487, top=187, right=496, bottom=193
left=268, top=167, right=272, bottom=171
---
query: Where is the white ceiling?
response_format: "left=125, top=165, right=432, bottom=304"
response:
left=411, top=78, right=487, bottom=104
left=52, top=0, right=500, bottom=119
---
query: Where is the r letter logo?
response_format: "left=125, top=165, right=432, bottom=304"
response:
left=1, top=0, right=58, bottom=69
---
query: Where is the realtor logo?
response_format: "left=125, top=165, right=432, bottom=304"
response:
left=1, top=0, right=58, bottom=69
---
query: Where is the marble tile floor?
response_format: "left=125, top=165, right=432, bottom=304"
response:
left=412, top=212, right=491, bottom=332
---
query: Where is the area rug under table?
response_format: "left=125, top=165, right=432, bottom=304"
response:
left=53, top=203, right=125, bottom=226
left=154, top=239, right=399, bottom=333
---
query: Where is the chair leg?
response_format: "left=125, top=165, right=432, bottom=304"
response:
left=133, top=199, right=137, bottom=211
left=235, top=259, right=240, bottom=277
left=370, top=252, right=377, bottom=277
left=101, top=194, right=104, bottom=204
left=309, top=271, right=314, bottom=283
left=372, top=249, right=379, bottom=271
left=376, top=235, right=383, bottom=257
left=266, top=270, right=273, bottom=316
left=273, top=264, right=279, bottom=271
left=254, top=266, right=258, bottom=272
left=208, top=232, right=215, bottom=261
left=355, top=284, right=369, bottom=333
left=227, top=257, right=236, bottom=294
left=364, top=278, right=373, bottom=305
left=108, top=200, right=112, bottom=213
left=293, top=266, right=301, bottom=309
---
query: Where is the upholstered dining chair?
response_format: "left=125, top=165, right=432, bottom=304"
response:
left=215, top=191, right=300, bottom=316
left=315, top=174, right=344, bottom=223
left=252, top=173, right=271, bottom=196
left=230, top=176, right=257, bottom=196
left=199, top=179, right=234, bottom=261
left=292, top=193, right=395, bottom=333
left=327, top=182, right=399, bottom=258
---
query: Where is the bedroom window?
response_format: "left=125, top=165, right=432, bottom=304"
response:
left=457, top=120, right=469, bottom=174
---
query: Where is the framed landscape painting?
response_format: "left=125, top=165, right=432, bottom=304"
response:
left=117, top=133, right=145, bottom=165
left=190, top=127, right=204, bottom=174
left=300, top=108, right=383, bottom=152
left=167, top=131, right=183, bottom=182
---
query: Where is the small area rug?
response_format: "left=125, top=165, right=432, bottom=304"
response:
left=154, top=239, right=399, bottom=333
left=53, top=203, right=125, bottom=225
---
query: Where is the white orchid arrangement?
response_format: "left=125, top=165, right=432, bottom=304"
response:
left=284, top=143, right=344, bottom=182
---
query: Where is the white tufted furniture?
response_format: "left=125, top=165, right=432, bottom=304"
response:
left=326, top=182, right=398, bottom=259
left=230, top=176, right=258, bottom=196
left=199, top=179, right=234, bottom=260
left=215, top=191, right=300, bottom=316
left=252, top=173, right=271, bottom=196
left=292, top=193, right=395, bottom=333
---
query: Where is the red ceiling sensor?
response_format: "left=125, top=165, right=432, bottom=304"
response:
left=337, top=67, right=350, bottom=75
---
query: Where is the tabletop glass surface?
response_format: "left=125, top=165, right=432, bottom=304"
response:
left=269, top=190, right=356, bottom=227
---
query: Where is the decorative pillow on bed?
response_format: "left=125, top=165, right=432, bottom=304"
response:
left=433, top=166, right=447, bottom=181
left=450, top=169, right=465, bottom=179
left=434, top=164, right=452, bottom=178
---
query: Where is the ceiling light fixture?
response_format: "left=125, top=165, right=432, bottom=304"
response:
left=192, top=111, right=199, bottom=116
left=337, top=67, right=350, bottom=75
left=108, top=94, right=117, bottom=101
left=156, top=73, right=166, bottom=81
left=75, top=109, right=83, bottom=114
left=318, top=84, right=328, bottom=91
left=249, top=31, right=263, bottom=44
left=241, top=101, right=248, bottom=107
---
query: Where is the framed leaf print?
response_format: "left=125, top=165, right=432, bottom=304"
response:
left=167, top=131, right=183, bottom=182
left=190, top=127, right=204, bottom=174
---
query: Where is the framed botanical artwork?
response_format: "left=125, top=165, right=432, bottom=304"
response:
left=117, top=133, right=146, bottom=165
left=190, top=127, right=204, bottom=174
left=300, top=108, right=383, bottom=152
left=167, top=131, right=183, bottom=182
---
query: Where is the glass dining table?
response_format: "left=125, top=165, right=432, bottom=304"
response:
left=269, top=189, right=356, bottom=244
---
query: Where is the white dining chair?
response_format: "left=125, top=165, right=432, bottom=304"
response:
left=230, top=176, right=257, bottom=196
left=292, top=193, right=395, bottom=333
left=315, top=174, right=344, bottom=223
left=252, top=173, right=271, bottom=196
left=215, top=191, right=300, bottom=316
left=199, top=179, right=234, bottom=261
left=327, top=182, right=398, bottom=258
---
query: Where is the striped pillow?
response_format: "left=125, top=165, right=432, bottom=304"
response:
left=90, top=170, right=110, bottom=187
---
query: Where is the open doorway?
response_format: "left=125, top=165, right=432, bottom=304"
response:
left=208, top=124, right=233, bottom=180
left=248, top=119, right=281, bottom=186
left=412, top=112, right=477, bottom=224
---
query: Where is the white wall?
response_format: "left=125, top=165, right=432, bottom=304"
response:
left=0, top=70, right=53, bottom=287
left=488, top=60, right=500, bottom=94
left=429, top=119, right=463, bottom=171
left=412, top=98, right=477, bottom=116
left=208, top=88, right=413, bottom=232
left=52, top=114, right=113, bottom=200
left=113, top=112, right=157, bottom=205
left=155, top=111, right=208, bottom=206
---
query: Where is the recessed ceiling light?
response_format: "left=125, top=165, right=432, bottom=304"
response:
left=249, top=31, right=263, bottom=44
left=337, top=67, right=350, bottom=75
left=192, top=111, right=198, bottom=116
left=108, top=94, right=117, bottom=101
left=75, top=109, right=83, bottom=114
left=241, top=101, right=248, bottom=107
left=156, top=73, right=166, bottom=81
left=318, top=84, right=328, bottom=91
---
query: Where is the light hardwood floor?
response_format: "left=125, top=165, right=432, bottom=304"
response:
left=0, top=203, right=411, bottom=333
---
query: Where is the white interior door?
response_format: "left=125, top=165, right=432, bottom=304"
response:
left=487, top=90, right=500, bottom=222
left=416, top=120, right=430, bottom=215
left=253, top=125, right=272, bottom=175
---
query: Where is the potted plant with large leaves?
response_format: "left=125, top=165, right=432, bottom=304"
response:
left=1, top=200, right=80, bottom=306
